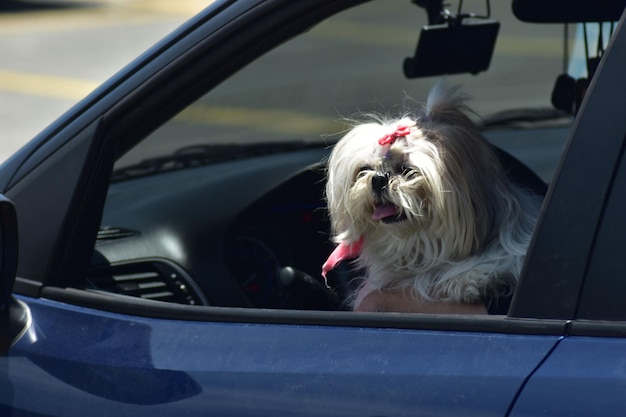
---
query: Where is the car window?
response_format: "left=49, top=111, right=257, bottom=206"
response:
left=97, top=0, right=575, bottom=315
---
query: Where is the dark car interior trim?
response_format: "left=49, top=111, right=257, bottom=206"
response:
left=86, top=258, right=209, bottom=306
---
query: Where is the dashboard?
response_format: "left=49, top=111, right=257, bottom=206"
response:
left=92, top=146, right=344, bottom=310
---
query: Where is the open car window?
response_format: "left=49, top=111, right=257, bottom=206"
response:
left=95, top=0, right=575, bottom=316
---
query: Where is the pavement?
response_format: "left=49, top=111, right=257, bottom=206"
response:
left=0, top=0, right=209, bottom=163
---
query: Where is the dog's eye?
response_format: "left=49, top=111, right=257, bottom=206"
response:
left=401, top=166, right=419, bottom=179
left=355, top=165, right=372, bottom=180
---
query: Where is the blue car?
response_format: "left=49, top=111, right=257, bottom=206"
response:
left=2, top=0, right=626, bottom=415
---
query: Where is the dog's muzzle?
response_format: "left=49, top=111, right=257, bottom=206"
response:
left=370, top=172, right=405, bottom=223
left=371, top=172, right=389, bottom=195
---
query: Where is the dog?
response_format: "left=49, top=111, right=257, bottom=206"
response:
left=322, top=84, right=541, bottom=313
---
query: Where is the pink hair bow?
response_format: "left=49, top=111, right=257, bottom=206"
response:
left=378, top=124, right=413, bottom=146
left=377, top=122, right=414, bottom=158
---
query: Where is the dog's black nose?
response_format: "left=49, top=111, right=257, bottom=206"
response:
left=371, top=173, right=389, bottom=193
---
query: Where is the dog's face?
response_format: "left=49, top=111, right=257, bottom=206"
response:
left=326, top=112, right=507, bottom=262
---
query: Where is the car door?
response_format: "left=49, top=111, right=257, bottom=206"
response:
left=0, top=0, right=605, bottom=416
left=3, top=296, right=563, bottom=416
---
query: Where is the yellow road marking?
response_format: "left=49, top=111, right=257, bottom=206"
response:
left=127, top=0, right=212, bottom=16
left=494, top=36, right=563, bottom=57
left=0, top=69, right=345, bottom=137
left=0, top=0, right=208, bottom=36
left=0, top=11, right=161, bottom=36
left=311, top=20, right=563, bottom=57
left=175, top=104, right=346, bottom=136
left=311, top=20, right=417, bottom=47
left=0, top=69, right=99, bottom=101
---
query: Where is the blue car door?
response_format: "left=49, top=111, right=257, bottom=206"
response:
left=4, top=296, right=563, bottom=417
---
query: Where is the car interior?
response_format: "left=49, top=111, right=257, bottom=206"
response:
left=82, top=0, right=622, bottom=314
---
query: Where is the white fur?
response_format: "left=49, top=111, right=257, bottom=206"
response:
left=325, top=85, right=542, bottom=309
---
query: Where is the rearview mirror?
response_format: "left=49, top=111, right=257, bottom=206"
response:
left=404, top=19, right=500, bottom=78
left=406, top=0, right=500, bottom=78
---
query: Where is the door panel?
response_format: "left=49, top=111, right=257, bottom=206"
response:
left=510, top=336, right=626, bottom=417
left=2, top=297, right=560, bottom=417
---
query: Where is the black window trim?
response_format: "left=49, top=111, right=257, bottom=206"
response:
left=40, top=286, right=569, bottom=335
left=39, top=285, right=626, bottom=337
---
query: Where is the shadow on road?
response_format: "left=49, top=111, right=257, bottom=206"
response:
left=0, top=0, right=96, bottom=14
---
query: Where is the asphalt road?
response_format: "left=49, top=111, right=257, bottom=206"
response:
left=0, top=0, right=206, bottom=163
left=0, top=0, right=572, bottom=180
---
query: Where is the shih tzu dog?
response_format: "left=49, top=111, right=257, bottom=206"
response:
left=322, top=84, right=541, bottom=313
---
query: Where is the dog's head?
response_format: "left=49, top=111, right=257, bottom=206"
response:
left=325, top=86, right=510, bottom=263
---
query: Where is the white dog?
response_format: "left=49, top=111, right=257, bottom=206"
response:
left=323, top=84, right=541, bottom=313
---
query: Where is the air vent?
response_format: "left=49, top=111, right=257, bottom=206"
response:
left=96, top=226, right=139, bottom=242
left=86, top=260, right=206, bottom=305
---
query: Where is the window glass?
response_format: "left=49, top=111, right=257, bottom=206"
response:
left=100, top=0, right=573, bottom=312
left=115, top=0, right=571, bottom=178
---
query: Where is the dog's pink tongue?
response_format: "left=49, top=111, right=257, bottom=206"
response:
left=372, top=204, right=397, bottom=220
left=321, top=237, right=364, bottom=282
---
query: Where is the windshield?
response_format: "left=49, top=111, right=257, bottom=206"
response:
left=115, top=0, right=577, bottom=181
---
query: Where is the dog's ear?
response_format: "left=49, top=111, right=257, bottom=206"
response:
left=425, top=83, right=471, bottom=121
